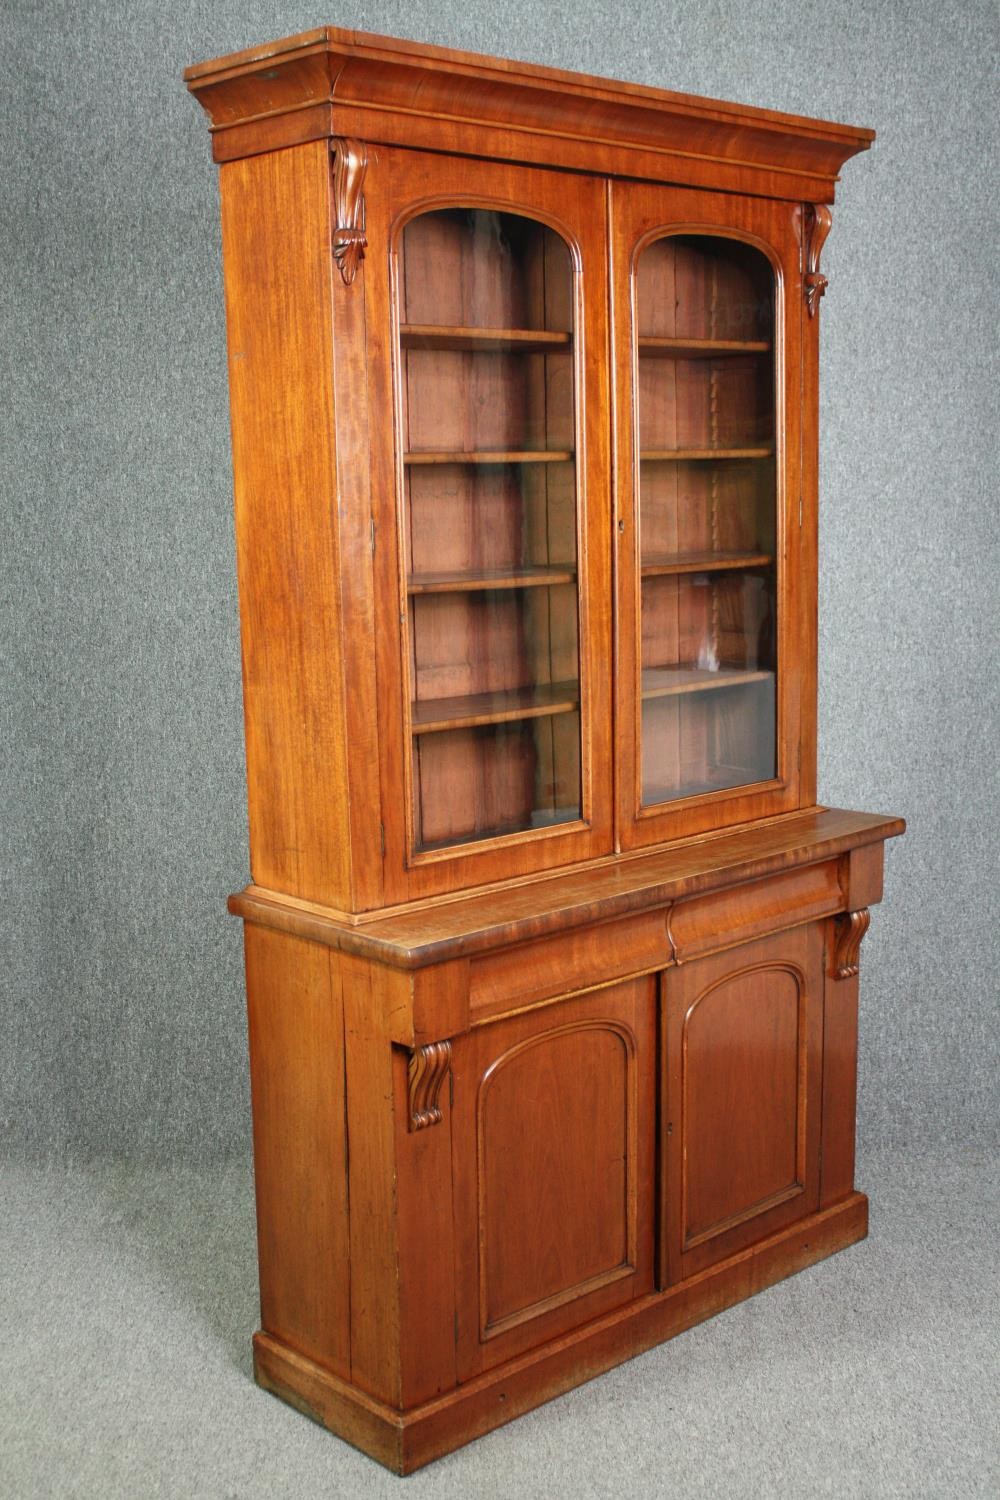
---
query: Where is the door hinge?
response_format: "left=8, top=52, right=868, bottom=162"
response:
left=369, top=517, right=376, bottom=556
left=798, top=495, right=803, bottom=528
left=379, top=822, right=386, bottom=858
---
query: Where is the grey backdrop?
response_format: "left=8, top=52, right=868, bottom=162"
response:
left=3, top=0, right=997, bottom=1164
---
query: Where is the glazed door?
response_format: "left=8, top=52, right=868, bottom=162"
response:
left=365, top=148, right=614, bottom=903
left=451, top=979, right=656, bottom=1378
left=660, top=923, right=824, bottom=1286
left=611, top=182, right=810, bottom=850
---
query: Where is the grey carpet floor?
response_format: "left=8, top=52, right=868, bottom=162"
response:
left=1, top=1147, right=996, bottom=1499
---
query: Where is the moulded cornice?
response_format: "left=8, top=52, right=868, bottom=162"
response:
left=185, top=26, right=874, bottom=202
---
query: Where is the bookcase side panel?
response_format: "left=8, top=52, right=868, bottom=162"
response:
left=245, top=924, right=351, bottom=1377
left=219, top=142, right=356, bottom=909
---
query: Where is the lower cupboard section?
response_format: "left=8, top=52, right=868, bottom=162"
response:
left=245, top=908, right=859, bottom=1465
left=450, top=921, right=827, bottom=1376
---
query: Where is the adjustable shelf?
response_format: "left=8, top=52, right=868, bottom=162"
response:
left=641, top=666, right=773, bottom=700
left=640, top=447, right=773, bottom=461
left=642, top=765, right=771, bottom=802
left=412, top=681, right=580, bottom=735
left=404, top=450, right=573, bottom=465
left=641, top=552, right=773, bottom=577
left=408, top=566, right=577, bottom=594
left=638, top=336, right=771, bottom=358
left=400, top=324, right=572, bottom=352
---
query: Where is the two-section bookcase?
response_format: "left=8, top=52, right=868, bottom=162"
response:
left=185, top=26, right=904, bottom=1473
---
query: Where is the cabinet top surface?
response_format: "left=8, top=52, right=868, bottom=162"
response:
left=230, top=807, right=904, bottom=969
left=184, top=25, right=873, bottom=195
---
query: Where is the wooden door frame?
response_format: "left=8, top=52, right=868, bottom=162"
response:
left=363, top=145, right=615, bottom=904
left=450, top=978, right=656, bottom=1380
left=610, top=181, right=812, bottom=853
left=658, top=923, right=824, bottom=1287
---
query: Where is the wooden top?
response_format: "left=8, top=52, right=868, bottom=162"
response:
left=184, top=26, right=874, bottom=200
left=229, top=806, right=905, bottom=969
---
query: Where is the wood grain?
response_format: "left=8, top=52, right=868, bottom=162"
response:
left=820, top=914, right=862, bottom=1207
left=450, top=980, right=655, bottom=1377
left=401, top=325, right=572, bottom=352
left=218, top=144, right=355, bottom=907
left=661, top=923, right=824, bottom=1284
left=340, top=953, right=402, bottom=1404
left=468, top=911, right=669, bottom=1020
left=667, top=858, right=841, bottom=962
left=244, top=926, right=350, bottom=1376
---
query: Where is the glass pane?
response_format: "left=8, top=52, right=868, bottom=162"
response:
left=398, top=209, right=581, bottom=852
left=634, top=235, right=777, bottom=805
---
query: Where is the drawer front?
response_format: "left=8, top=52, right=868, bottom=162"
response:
left=667, top=860, right=841, bottom=963
left=468, top=911, right=668, bottom=1022
left=451, top=978, right=656, bottom=1378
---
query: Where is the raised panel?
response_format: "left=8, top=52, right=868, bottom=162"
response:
left=661, top=922, right=823, bottom=1285
left=682, top=961, right=805, bottom=1246
left=479, top=1021, right=634, bottom=1336
left=452, top=979, right=655, bottom=1377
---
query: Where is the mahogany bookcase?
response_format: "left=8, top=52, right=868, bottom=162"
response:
left=184, top=26, right=904, bottom=1473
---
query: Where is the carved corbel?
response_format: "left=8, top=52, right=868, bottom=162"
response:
left=832, top=908, right=870, bottom=979
left=802, top=203, right=833, bottom=317
left=330, top=137, right=368, bottom=286
left=407, top=1040, right=451, bottom=1131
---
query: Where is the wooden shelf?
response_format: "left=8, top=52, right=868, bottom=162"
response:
left=417, top=804, right=580, bottom=853
left=409, top=566, right=576, bottom=594
left=641, top=665, right=773, bottom=700
left=641, top=447, right=773, bottom=461
left=641, top=551, right=773, bottom=577
left=643, top=764, right=769, bottom=802
left=400, top=324, right=572, bottom=352
left=405, top=450, right=573, bottom=466
left=412, top=680, right=579, bottom=735
left=638, top=336, right=770, bottom=358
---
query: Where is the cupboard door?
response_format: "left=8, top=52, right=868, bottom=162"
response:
left=660, top=924, right=823, bottom=1285
left=364, top=147, right=614, bottom=903
left=611, top=181, right=810, bottom=850
left=451, top=979, right=655, bottom=1378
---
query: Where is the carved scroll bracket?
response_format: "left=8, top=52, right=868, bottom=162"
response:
left=832, top=908, right=870, bottom=979
left=330, top=137, right=368, bottom=286
left=407, top=1040, right=452, bottom=1131
left=802, top=203, right=833, bottom=317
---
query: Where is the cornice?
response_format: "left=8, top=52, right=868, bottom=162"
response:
left=185, top=26, right=874, bottom=202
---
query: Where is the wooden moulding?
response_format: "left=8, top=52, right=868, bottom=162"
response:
left=252, top=1191, right=868, bottom=1474
left=184, top=26, right=874, bottom=201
